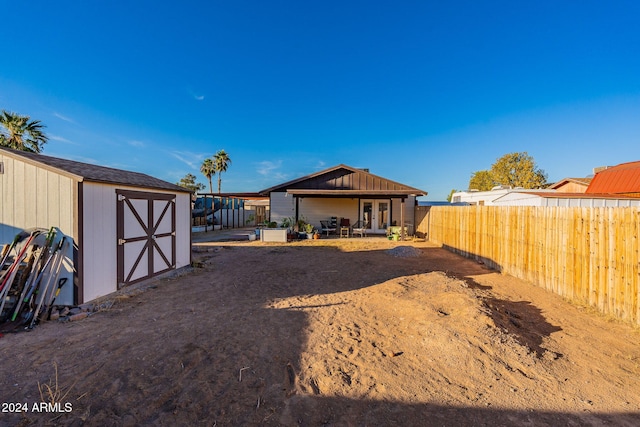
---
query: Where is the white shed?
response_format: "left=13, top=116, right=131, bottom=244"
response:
left=0, top=147, right=192, bottom=305
left=492, top=191, right=640, bottom=207
left=450, top=188, right=557, bottom=206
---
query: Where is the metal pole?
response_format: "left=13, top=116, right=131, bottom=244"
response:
left=204, top=195, right=208, bottom=232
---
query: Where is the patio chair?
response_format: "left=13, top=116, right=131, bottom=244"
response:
left=340, top=218, right=350, bottom=238
left=320, top=220, right=337, bottom=236
left=352, top=220, right=368, bottom=238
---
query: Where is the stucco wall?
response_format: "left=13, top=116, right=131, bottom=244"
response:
left=297, top=197, right=359, bottom=229
left=269, top=192, right=295, bottom=225
left=391, top=196, right=416, bottom=229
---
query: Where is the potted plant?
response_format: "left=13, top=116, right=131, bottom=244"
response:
left=304, top=223, right=315, bottom=239
left=281, top=216, right=296, bottom=240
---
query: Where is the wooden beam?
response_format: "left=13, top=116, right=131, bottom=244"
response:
left=400, top=198, right=406, bottom=241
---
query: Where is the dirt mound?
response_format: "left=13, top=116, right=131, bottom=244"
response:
left=385, top=245, right=423, bottom=257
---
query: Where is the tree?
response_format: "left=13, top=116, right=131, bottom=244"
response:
left=490, top=152, right=547, bottom=189
left=177, top=173, right=205, bottom=194
left=0, top=110, right=48, bottom=153
left=213, top=149, right=231, bottom=194
left=446, top=189, right=457, bottom=202
left=468, top=170, right=495, bottom=191
left=200, top=158, right=216, bottom=193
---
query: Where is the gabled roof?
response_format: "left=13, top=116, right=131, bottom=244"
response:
left=260, top=164, right=427, bottom=197
left=548, top=177, right=592, bottom=189
left=0, top=147, right=190, bottom=193
left=586, top=161, right=640, bottom=195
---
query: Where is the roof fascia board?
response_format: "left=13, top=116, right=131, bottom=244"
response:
left=0, top=147, right=84, bottom=182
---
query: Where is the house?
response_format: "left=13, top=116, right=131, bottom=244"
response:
left=0, top=147, right=192, bottom=305
left=585, top=161, right=640, bottom=196
left=260, top=164, right=427, bottom=235
left=548, top=177, right=591, bottom=193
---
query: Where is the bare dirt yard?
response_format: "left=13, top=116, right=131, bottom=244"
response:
left=1, top=235, right=639, bottom=426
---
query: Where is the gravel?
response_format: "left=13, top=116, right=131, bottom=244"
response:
left=385, top=246, right=423, bottom=257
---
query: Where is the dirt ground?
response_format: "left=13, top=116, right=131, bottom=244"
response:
left=1, top=234, right=639, bottom=426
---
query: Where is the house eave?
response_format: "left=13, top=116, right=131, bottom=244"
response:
left=285, top=189, right=426, bottom=197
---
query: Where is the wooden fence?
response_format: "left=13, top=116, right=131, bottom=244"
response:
left=419, top=206, right=640, bottom=326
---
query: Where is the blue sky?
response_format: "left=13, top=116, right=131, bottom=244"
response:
left=1, top=1, right=639, bottom=200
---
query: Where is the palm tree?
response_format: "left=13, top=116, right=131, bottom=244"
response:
left=0, top=110, right=48, bottom=153
left=213, top=149, right=231, bottom=194
left=200, top=158, right=216, bottom=193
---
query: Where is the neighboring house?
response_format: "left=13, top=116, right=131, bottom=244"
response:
left=548, top=177, right=591, bottom=193
left=492, top=191, right=640, bottom=207
left=586, top=161, right=640, bottom=196
left=450, top=187, right=557, bottom=206
left=260, top=164, right=427, bottom=234
left=0, top=147, right=192, bottom=305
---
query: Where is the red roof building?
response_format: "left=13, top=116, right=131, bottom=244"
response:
left=586, top=161, right=640, bottom=197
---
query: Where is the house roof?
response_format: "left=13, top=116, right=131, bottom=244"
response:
left=0, top=147, right=190, bottom=193
left=586, top=161, right=640, bottom=195
left=548, top=177, right=592, bottom=189
left=260, top=164, right=427, bottom=197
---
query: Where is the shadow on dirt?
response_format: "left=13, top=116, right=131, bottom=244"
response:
left=280, top=394, right=639, bottom=426
left=484, top=298, right=563, bottom=358
left=421, top=247, right=563, bottom=360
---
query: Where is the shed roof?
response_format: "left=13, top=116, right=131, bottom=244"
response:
left=260, top=164, right=427, bottom=197
left=0, top=147, right=190, bottom=193
left=586, top=161, right=640, bottom=195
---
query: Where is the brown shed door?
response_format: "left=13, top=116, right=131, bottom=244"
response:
left=117, top=190, right=176, bottom=287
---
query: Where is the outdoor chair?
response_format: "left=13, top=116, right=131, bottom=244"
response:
left=340, top=218, right=350, bottom=238
left=352, top=220, right=368, bottom=238
left=320, top=220, right=337, bottom=236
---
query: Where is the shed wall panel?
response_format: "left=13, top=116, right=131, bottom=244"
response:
left=174, top=192, right=191, bottom=268
left=82, top=183, right=118, bottom=302
left=0, top=155, right=76, bottom=306
left=0, top=154, right=75, bottom=243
